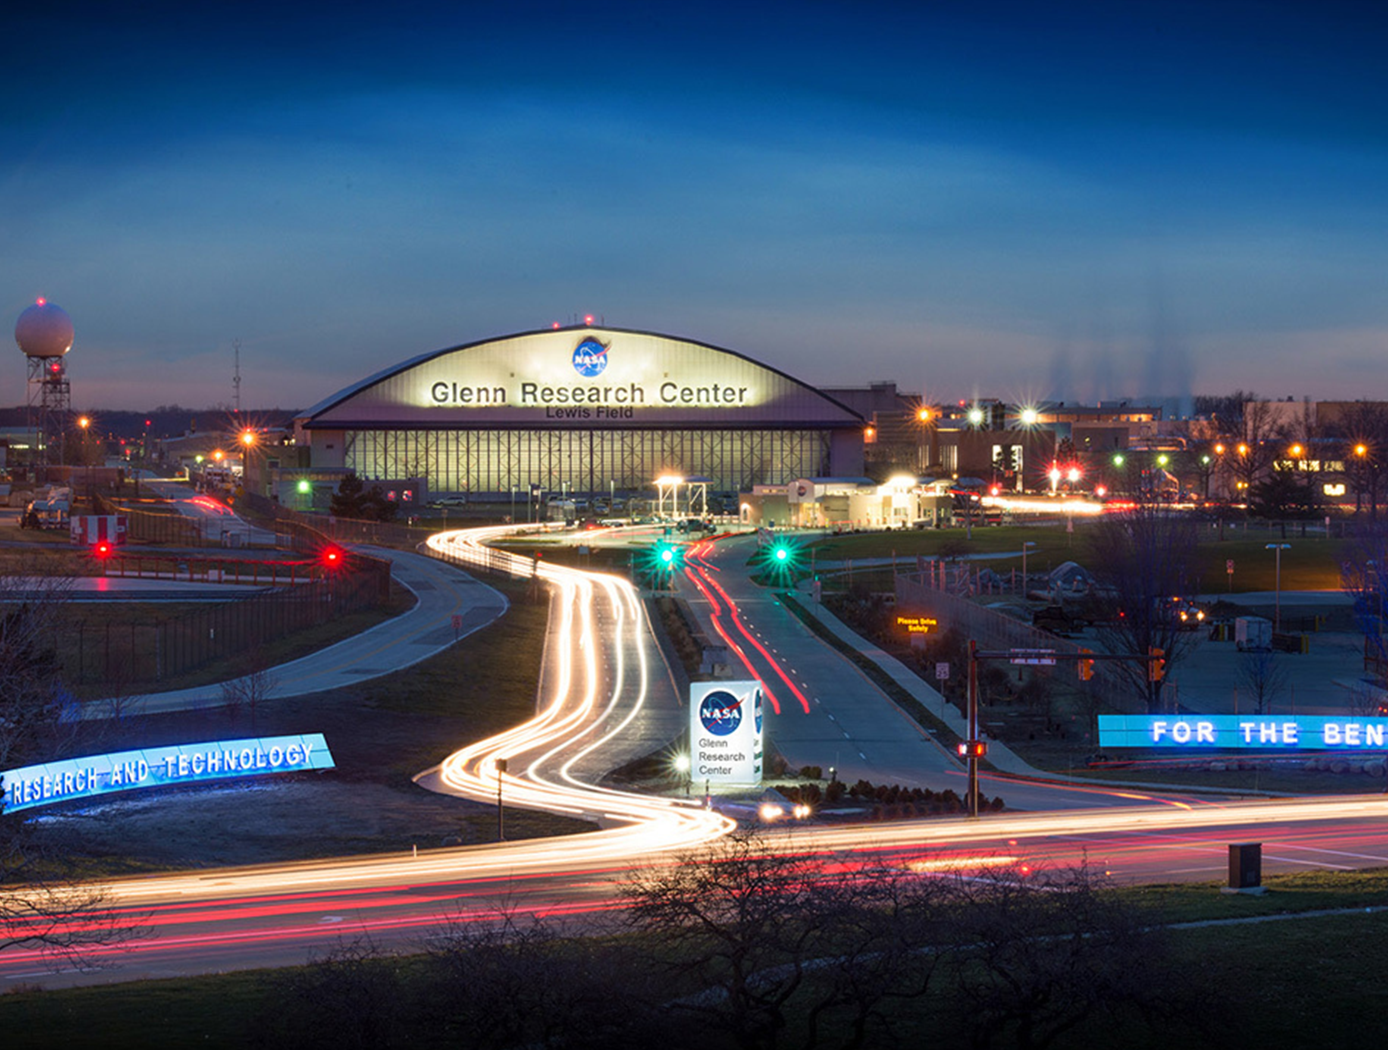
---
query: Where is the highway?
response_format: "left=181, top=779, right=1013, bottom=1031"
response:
left=6, top=795, right=1388, bottom=987
left=6, top=522, right=1388, bottom=989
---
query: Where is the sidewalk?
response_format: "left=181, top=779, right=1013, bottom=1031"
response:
left=794, top=592, right=1038, bottom=776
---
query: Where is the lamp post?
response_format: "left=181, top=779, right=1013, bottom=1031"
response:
left=495, top=757, right=508, bottom=841
left=77, top=415, right=92, bottom=498
left=1020, top=540, right=1035, bottom=596
left=1354, top=443, right=1369, bottom=516
left=239, top=428, right=257, bottom=496
left=1266, top=543, right=1290, bottom=632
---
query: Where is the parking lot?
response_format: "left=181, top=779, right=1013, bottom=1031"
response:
left=1166, top=591, right=1367, bottom=717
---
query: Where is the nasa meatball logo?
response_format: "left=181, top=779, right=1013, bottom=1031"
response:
left=698, top=689, right=744, bottom=736
left=571, top=338, right=610, bottom=378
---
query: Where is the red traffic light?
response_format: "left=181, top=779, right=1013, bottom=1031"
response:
left=1078, top=647, right=1095, bottom=681
left=1148, top=647, right=1166, bottom=682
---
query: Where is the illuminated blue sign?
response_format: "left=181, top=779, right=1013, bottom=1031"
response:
left=1099, top=715, right=1388, bottom=750
left=1, top=734, right=335, bottom=814
left=571, top=338, right=609, bottom=378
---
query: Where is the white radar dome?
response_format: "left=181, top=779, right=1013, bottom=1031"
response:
left=15, top=299, right=74, bottom=358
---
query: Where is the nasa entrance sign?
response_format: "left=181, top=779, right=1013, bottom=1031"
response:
left=691, top=681, right=764, bottom=788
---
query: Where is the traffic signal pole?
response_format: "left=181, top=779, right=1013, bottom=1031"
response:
left=964, top=643, right=1167, bottom=819
left=967, top=639, right=979, bottom=819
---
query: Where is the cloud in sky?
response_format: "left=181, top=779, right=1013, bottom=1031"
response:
left=2, top=0, right=1385, bottom=411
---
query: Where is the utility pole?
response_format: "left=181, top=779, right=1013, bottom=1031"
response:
left=233, top=338, right=242, bottom=415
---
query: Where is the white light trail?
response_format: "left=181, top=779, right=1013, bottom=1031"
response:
left=24, top=525, right=1388, bottom=923
left=421, top=525, right=735, bottom=860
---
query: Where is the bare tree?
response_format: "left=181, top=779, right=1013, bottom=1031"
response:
left=1216, top=396, right=1287, bottom=501
left=0, top=579, right=142, bottom=961
left=0, top=580, right=81, bottom=772
left=1325, top=401, right=1388, bottom=523
left=621, top=833, right=948, bottom=1050
left=1341, top=524, right=1388, bottom=682
left=1237, top=649, right=1290, bottom=715
left=253, top=938, right=407, bottom=1050
left=932, top=862, right=1209, bottom=1050
left=1085, top=505, right=1202, bottom=711
left=420, top=906, right=662, bottom=1050
left=219, top=644, right=279, bottom=729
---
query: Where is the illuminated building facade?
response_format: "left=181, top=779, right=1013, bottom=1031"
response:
left=291, top=326, right=867, bottom=501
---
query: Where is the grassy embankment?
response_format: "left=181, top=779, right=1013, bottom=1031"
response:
left=32, top=571, right=591, bottom=872
left=8, top=867, right=1388, bottom=1047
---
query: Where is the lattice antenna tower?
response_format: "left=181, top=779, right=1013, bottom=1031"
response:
left=14, top=299, right=74, bottom=482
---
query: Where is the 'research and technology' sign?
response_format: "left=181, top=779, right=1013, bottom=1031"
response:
left=1, top=734, right=335, bottom=814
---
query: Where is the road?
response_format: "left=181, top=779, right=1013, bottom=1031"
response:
left=6, top=795, right=1388, bottom=988
left=678, top=533, right=1194, bottom=811
left=6, top=522, right=1385, bottom=988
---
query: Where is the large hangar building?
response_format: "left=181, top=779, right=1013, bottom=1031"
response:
left=290, top=326, right=867, bottom=504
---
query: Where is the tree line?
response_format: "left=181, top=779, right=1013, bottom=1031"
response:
left=252, top=833, right=1215, bottom=1050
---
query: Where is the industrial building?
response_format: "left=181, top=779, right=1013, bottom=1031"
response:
left=282, top=326, right=868, bottom=507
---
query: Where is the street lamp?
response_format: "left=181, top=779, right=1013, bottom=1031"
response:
left=77, top=415, right=93, bottom=496
left=239, top=428, right=257, bottom=495
left=1266, top=543, right=1291, bottom=632
left=495, top=757, right=508, bottom=841
left=1353, top=443, right=1370, bottom=515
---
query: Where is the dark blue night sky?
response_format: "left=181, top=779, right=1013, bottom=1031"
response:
left=4, top=0, right=1384, bottom=410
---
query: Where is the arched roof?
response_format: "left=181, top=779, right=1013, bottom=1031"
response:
left=299, top=326, right=866, bottom=430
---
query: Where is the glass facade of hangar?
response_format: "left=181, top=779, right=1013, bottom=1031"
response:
left=344, top=427, right=833, bottom=496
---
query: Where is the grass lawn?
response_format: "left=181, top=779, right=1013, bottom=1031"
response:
left=22, top=572, right=588, bottom=874
left=806, top=520, right=1351, bottom=593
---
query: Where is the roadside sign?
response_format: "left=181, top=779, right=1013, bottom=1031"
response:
left=935, top=662, right=950, bottom=681
left=1009, top=648, right=1057, bottom=666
